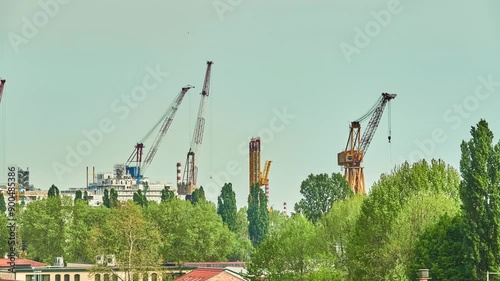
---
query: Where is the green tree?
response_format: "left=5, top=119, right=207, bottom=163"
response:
left=346, top=159, right=461, bottom=281
left=89, top=201, right=161, bottom=281
left=48, top=184, right=60, bottom=197
left=75, top=190, right=82, bottom=202
left=317, top=195, right=364, bottom=279
left=133, top=189, right=147, bottom=207
left=381, top=192, right=460, bottom=280
left=161, top=186, right=175, bottom=202
left=247, top=184, right=268, bottom=247
left=249, top=214, right=337, bottom=280
left=459, top=119, right=500, bottom=279
left=148, top=199, right=233, bottom=268
left=18, top=196, right=72, bottom=263
left=103, top=189, right=110, bottom=208
left=64, top=200, right=111, bottom=262
left=110, top=188, right=119, bottom=208
left=268, top=209, right=288, bottom=235
left=0, top=214, right=9, bottom=254
left=0, top=193, right=6, bottom=215
left=83, top=190, right=89, bottom=201
left=191, top=186, right=206, bottom=204
left=227, top=207, right=253, bottom=262
left=217, top=183, right=237, bottom=232
left=294, top=172, right=353, bottom=223
left=409, top=213, right=468, bottom=280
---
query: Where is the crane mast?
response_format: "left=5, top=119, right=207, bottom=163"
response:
left=125, top=85, right=193, bottom=182
left=179, top=61, right=213, bottom=197
left=0, top=79, right=6, bottom=105
left=338, top=93, right=396, bottom=194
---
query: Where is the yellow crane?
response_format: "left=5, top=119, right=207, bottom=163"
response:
left=338, top=93, right=396, bottom=194
left=259, top=160, right=272, bottom=186
left=249, top=138, right=272, bottom=204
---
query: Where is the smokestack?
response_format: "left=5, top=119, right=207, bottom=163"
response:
left=93, top=166, right=95, bottom=185
left=284, top=202, right=287, bottom=216
left=418, top=269, right=429, bottom=281
left=265, top=183, right=270, bottom=202
left=86, top=166, right=88, bottom=188
left=177, top=162, right=182, bottom=187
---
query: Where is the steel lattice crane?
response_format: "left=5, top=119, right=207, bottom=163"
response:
left=338, top=93, right=396, bottom=194
left=126, top=85, right=194, bottom=183
left=179, top=61, right=213, bottom=198
left=0, top=79, right=6, bottom=105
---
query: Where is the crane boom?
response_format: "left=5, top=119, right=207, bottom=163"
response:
left=259, top=160, right=272, bottom=186
left=358, top=93, right=396, bottom=156
left=126, top=85, right=193, bottom=181
left=179, top=61, right=213, bottom=197
left=338, top=93, right=396, bottom=194
left=190, top=61, right=213, bottom=154
left=142, top=85, right=194, bottom=173
left=0, top=79, right=6, bottom=104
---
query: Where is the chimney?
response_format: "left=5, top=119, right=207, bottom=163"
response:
left=176, top=163, right=182, bottom=187
left=265, top=183, right=270, bottom=202
left=418, top=269, right=430, bottom=281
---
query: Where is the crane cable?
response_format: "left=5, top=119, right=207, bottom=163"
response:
left=388, top=100, right=392, bottom=162
left=388, top=100, right=392, bottom=143
left=355, top=95, right=383, bottom=123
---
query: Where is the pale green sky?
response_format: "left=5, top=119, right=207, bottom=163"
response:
left=1, top=0, right=500, bottom=209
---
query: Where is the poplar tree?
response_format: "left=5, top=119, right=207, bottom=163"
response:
left=191, top=186, right=206, bottom=205
left=161, top=186, right=175, bottom=202
left=248, top=184, right=268, bottom=246
left=459, top=119, right=500, bottom=279
left=217, top=183, right=237, bottom=232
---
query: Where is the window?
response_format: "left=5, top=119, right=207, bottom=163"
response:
left=104, top=274, right=109, bottom=281
left=112, top=275, right=118, bottom=281
left=95, top=274, right=101, bottom=281
left=64, top=274, right=70, bottom=281
left=74, top=275, right=80, bottom=281
left=143, top=274, right=148, bottom=281
left=55, top=275, right=61, bottom=281
left=151, top=273, right=157, bottom=281
left=28, top=275, right=50, bottom=281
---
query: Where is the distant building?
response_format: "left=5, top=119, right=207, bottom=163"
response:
left=17, top=167, right=32, bottom=191
left=0, top=257, right=192, bottom=281
left=174, top=267, right=248, bottom=281
left=61, top=164, right=179, bottom=206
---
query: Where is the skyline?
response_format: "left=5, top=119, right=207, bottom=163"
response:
left=1, top=0, right=500, bottom=209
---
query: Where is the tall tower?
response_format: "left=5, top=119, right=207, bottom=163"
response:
left=249, top=137, right=261, bottom=189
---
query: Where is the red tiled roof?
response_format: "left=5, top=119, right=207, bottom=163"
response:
left=0, top=258, right=46, bottom=267
left=175, top=268, right=224, bottom=281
